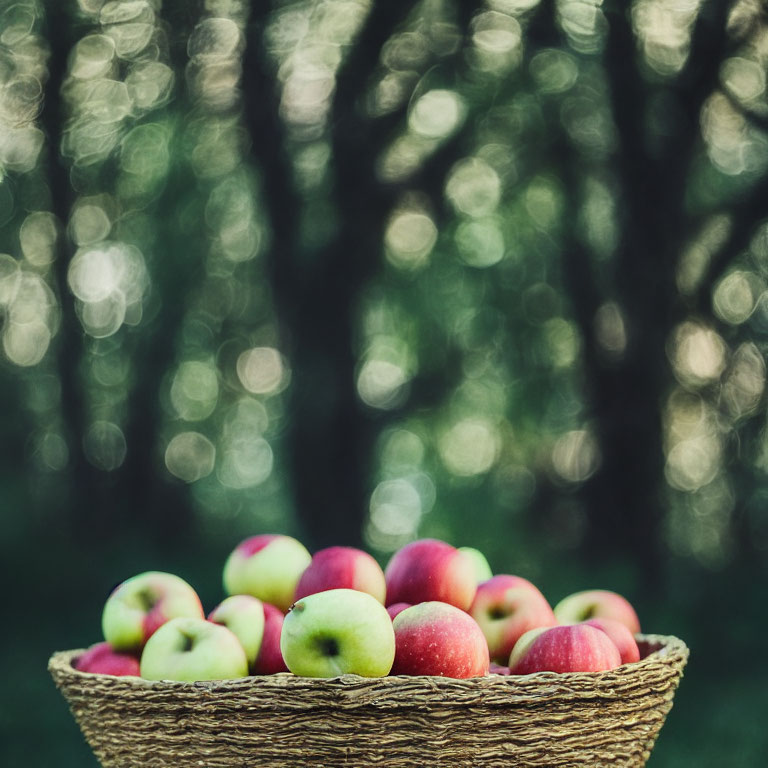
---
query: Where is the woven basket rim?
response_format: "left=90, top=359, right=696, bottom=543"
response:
left=49, top=632, right=688, bottom=695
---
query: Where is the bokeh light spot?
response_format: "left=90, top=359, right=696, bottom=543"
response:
left=446, top=158, right=501, bottom=217
left=20, top=211, right=59, bottom=268
left=665, top=436, right=721, bottom=492
left=409, top=89, right=465, bottom=140
left=530, top=48, right=578, bottom=94
left=366, top=475, right=429, bottom=552
left=455, top=218, right=505, bottom=267
left=70, top=201, right=112, bottom=246
left=3, top=318, right=50, bottom=367
left=83, top=421, right=126, bottom=471
left=165, top=431, right=216, bottom=483
left=671, top=321, right=727, bottom=387
left=70, top=35, right=116, bottom=80
left=438, top=418, right=500, bottom=477
left=0, top=253, right=21, bottom=304
left=236, top=347, right=287, bottom=395
left=171, top=361, right=220, bottom=421
left=218, top=435, right=274, bottom=489
left=552, top=429, right=600, bottom=483
left=37, top=432, right=69, bottom=472
left=188, top=17, right=242, bottom=60
left=125, top=62, right=174, bottom=110
left=713, top=270, right=759, bottom=325
left=384, top=209, right=437, bottom=271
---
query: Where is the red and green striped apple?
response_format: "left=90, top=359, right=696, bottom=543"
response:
left=101, top=571, right=204, bottom=653
left=223, top=534, right=311, bottom=612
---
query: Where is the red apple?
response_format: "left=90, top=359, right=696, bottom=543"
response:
left=583, top=617, right=640, bottom=665
left=509, top=624, right=622, bottom=675
left=391, top=601, right=490, bottom=678
left=252, top=602, right=288, bottom=674
left=294, top=546, right=386, bottom=603
left=489, top=662, right=511, bottom=675
left=468, top=574, right=558, bottom=664
left=386, top=602, right=411, bottom=621
left=384, top=539, right=476, bottom=611
left=553, top=589, right=641, bottom=634
left=74, top=642, right=140, bottom=677
left=507, top=626, right=549, bottom=670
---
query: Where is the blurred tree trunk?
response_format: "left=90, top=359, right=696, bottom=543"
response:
left=41, top=3, right=108, bottom=538
left=569, top=1, right=736, bottom=587
left=115, top=0, right=206, bottom=545
left=39, top=1, right=204, bottom=547
left=244, top=3, right=417, bottom=548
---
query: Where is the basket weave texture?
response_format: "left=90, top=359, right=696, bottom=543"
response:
left=50, top=634, right=688, bottom=768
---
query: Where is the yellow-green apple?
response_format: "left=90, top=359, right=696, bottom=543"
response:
left=294, top=546, right=386, bottom=603
left=553, top=589, right=641, bottom=634
left=140, top=617, right=249, bottom=681
left=391, top=601, right=490, bottom=678
left=101, top=571, right=204, bottom=652
left=583, top=617, right=640, bottom=665
left=468, top=574, right=558, bottom=664
left=223, top=534, right=311, bottom=612
left=252, top=602, right=288, bottom=674
left=508, top=624, right=621, bottom=675
left=384, top=539, right=476, bottom=610
left=208, top=595, right=265, bottom=672
left=386, top=602, right=411, bottom=621
left=280, top=588, right=395, bottom=678
left=74, top=642, right=140, bottom=677
left=458, top=546, right=493, bottom=584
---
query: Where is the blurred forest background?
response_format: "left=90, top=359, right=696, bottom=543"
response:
left=1, top=0, right=767, bottom=765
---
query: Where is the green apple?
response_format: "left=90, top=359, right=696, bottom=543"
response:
left=102, top=571, right=204, bottom=652
left=458, top=546, right=493, bottom=584
left=280, top=588, right=395, bottom=678
left=208, top=595, right=265, bottom=672
left=140, top=617, right=249, bottom=681
left=223, top=534, right=311, bottom=612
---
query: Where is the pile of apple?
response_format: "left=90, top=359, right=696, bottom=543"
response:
left=74, top=535, right=643, bottom=682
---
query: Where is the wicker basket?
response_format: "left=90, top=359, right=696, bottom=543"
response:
left=49, top=634, right=687, bottom=767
